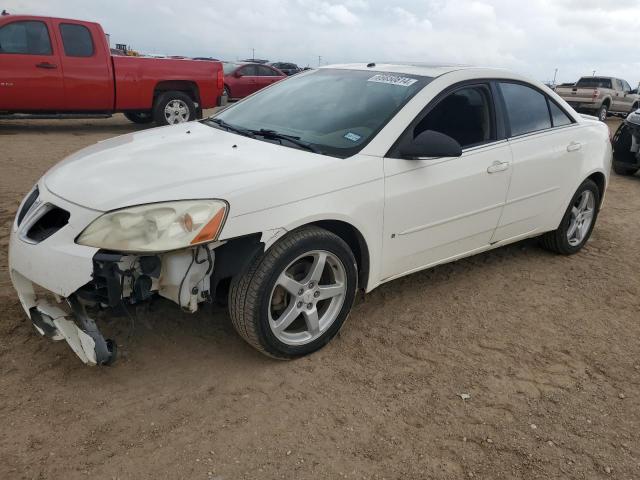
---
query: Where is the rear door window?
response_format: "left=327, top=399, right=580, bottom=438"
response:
left=59, top=23, right=94, bottom=57
left=258, top=65, right=278, bottom=76
left=0, top=20, right=52, bottom=55
left=499, top=82, right=551, bottom=137
left=240, top=65, right=258, bottom=76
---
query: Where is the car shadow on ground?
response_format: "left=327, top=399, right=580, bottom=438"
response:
left=0, top=121, right=153, bottom=136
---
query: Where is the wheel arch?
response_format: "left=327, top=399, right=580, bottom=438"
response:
left=586, top=170, right=606, bottom=206
left=308, top=219, right=370, bottom=290
left=153, top=80, right=201, bottom=106
left=601, top=97, right=611, bottom=108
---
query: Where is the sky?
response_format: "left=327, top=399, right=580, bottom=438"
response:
left=5, top=0, right=640, bottom=85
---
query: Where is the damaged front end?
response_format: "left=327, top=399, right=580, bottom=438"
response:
left=13, top=244, right=218, bottom=366
left=9, top=187, right=247, bottom=366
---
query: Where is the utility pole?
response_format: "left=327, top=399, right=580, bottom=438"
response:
left=318, top=55, right=322, bottom=66
left=553, top=68, right=558, bottom=86
left=592, top=70, right=596, bottom=76
left=251, top=48, right=255, bottom=60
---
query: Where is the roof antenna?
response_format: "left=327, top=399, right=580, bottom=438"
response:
left=366, top=62, right=376, bottom=68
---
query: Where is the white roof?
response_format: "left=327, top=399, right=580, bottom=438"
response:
left=324, top=62, right=511, bottom=79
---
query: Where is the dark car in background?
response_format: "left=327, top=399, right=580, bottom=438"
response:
left=268, top=62, right=301, bottom=76
left=240, top=58, right=269, bottom=64
left=222, top=62, right=286, bottom=99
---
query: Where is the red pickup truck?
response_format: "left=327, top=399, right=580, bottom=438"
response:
left=0, top=15, right=225, bottom=125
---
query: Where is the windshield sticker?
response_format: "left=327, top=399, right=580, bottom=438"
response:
left=344, top=132, right=362, bottom=142
left=367, top=74, right=418, bottom=87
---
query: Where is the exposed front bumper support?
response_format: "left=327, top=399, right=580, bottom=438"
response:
left=26, top=295, right=114, bottom=366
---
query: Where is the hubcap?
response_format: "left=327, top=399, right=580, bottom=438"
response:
left=567, top=190, right=595, bottom=246
left=268, top=250, right=347, bottom=346
left=164, top=99, right=189, bottom=124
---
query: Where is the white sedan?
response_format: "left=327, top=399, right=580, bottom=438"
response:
left=9, top=63, right=612, bottom=365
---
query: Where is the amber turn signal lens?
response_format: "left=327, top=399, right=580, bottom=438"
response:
left=191, top=208, right=226, bottom=244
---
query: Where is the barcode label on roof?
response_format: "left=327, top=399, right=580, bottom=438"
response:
left=367, top=74, right=418, bottom=87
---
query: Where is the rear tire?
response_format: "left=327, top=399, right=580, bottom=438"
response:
left=124, top=112, right=153, bottom=124
left=153, top=91, right=196, bottom=126
left=540, top=179, right=600, bottom=255
left=597, top=104, right=608, bottom=122
left=229, top=226, right=358, bottom=359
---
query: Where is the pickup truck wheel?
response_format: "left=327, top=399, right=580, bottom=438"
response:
left=540, top=179, right=600, bottom=255
left=124, top=112, right=153, bottom=124
left=597, top=104, right=608, bottom=122
left=153, top=91, right=196, bottom=125
left=229, top=226, right=358, bottom=359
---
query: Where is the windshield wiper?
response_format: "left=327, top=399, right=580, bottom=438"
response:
left=251, top=129, right=320, bottom=154
left=203, top=118, right=255, bottom=138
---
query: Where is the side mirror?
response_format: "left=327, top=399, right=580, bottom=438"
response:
left=400, top=130, right=462, bottom=159
left=233, top=71, right=243, bottom=78
left=630, top=89, right=637, bottom=95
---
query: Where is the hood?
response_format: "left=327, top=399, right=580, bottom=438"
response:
left=44, top=122, right=337, bottom=212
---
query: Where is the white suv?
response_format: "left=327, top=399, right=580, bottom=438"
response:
left=9, top=63, right=612, bottom=365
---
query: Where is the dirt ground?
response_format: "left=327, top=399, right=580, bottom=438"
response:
left=0, top=114, right=638, bottom=480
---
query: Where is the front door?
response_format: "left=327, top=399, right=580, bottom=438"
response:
left=0, top=19, right=64, bottom=111
left=237, top=65, right=260, bottom=97
left=382, top=84, right=512, bottom=280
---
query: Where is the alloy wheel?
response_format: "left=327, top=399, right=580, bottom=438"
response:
left=567, top=190, right=595, bottom=246
left=268, top=250, right=347, bottom=346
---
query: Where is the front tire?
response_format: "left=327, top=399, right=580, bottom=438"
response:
left=229, top=226, right=358, bottom=359
left=153, top=91, right=196, bottom=125
left=540, top=179, right=600, bottom=255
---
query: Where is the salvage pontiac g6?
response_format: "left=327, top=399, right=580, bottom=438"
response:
left=9, top=64, right=612, bottom=365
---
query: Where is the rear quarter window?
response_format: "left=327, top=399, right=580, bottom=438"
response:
left=59, top=23, right=94, bottom=57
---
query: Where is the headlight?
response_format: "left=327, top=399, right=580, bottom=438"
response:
left=77, top=200, right=228, bottom=252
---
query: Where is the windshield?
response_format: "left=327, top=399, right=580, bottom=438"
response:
left=223, top=62, right=240, bottom=74
left=208, top=68, right=430, bottom=157
left=576, top=77, right=612, bottom=89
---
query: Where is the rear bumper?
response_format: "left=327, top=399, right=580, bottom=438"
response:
left=566, top=101, right=598, bottom=111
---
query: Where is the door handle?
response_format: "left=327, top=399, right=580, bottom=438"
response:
left=487, top=161, right=509, bottom=174
left=567, top=141, right=582, bottom=152
left=36, top=62, right=57, bottom=69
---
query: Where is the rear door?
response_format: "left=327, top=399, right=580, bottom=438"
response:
left=493, top=81, right=584, bottom=241
left=0, top=18, right=64, bottom=111
left=619, top=79, right=635, bottom=113
left=257, top=65, right=283, bottom=89
left=51, top=20, right=113, bottom=110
